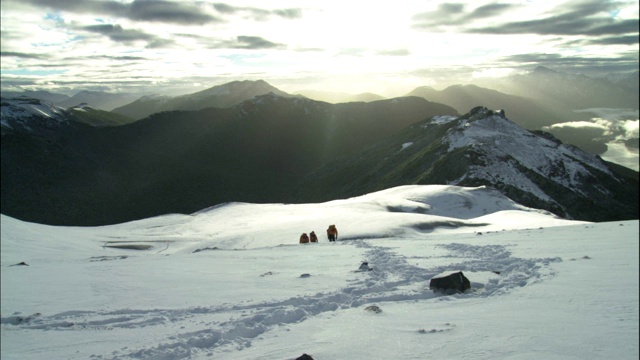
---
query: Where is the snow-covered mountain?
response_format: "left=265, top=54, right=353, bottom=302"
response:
left=297, top=106, right=638, bottom=222
left=1, top=96, right=135, bottom=134
left=1, top=96, right=70, bottom=134
left=1, top=185, right=637, bottom=359
left=444, top=107, right=612, bottom=196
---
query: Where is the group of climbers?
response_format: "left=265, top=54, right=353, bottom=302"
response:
left=299, top=225, right=338, bottom=244
left=299, top=231, right=316, bottom=244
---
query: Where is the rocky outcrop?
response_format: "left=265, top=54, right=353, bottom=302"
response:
left=429, top=271, right=471, bottom=293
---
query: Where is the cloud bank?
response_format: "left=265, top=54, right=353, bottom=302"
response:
left=0, top=0, right=637, bottom=95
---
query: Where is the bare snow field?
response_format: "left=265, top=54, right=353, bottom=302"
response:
left=1, top=185, right=638, bottom=360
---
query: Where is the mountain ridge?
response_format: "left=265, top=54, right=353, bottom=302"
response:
left=406, top=83, right=571, bottom=129
left=1, top=93, right=460, bottom=226
left=1, top=76, right=637, bottom=226
left=112, top=80, right=298, bottom=120
left=476, top=66, right=639, bottom=110
left=294, top=106, right=638, bottom=222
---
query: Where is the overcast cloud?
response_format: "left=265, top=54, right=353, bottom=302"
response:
left=0, top=0, right=637, bottom=96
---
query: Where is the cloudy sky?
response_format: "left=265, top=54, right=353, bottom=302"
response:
left=1, top=0, right=638, bottom=96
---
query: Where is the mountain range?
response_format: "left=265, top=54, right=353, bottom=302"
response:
left=406, top=84, right=572, bottom=130
left=1, top=84, right=637, bottom=226
left=3, top=67, right=637, bottom=159
left=4, top=66, right=638, bottom=116
left=55, top=91, right=141, bottom=111
left=475, top=66, right=639, bottom=111
left=0, top=90, right=71, bottom=104
left=1, top=93, right=458, bottom=225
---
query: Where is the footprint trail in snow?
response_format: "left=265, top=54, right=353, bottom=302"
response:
left=4, top=239, right=562, bottom=359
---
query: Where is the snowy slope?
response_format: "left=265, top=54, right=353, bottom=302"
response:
left=432, top=107, right=629, bottom=219
left=0, top=96, right=69, bottom=132
left=1, top=185, right=637, bottom=359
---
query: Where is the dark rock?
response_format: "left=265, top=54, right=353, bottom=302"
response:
left=295, top=354, right=314, bottom=360
left=364, top=305, right=382, bottom=313
left=429, top=271, right=471, bottom=293
left=358, top=261, right=372, bottom=271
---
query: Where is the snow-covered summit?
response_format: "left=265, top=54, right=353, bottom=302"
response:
left=449, top=107, right=611, bottom=171
left=1, top=96, right=69, bottom=132
left=443, top=106, right=617, bottom=211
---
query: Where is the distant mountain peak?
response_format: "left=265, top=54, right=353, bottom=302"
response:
left=195, top=79, right=283, bottom=97
left=112, top=80, right=294, bottom=119
left=531, top=66, right=558, bottom=74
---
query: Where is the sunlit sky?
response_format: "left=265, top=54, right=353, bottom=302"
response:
left=1, top=0, right=638, bottom=96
